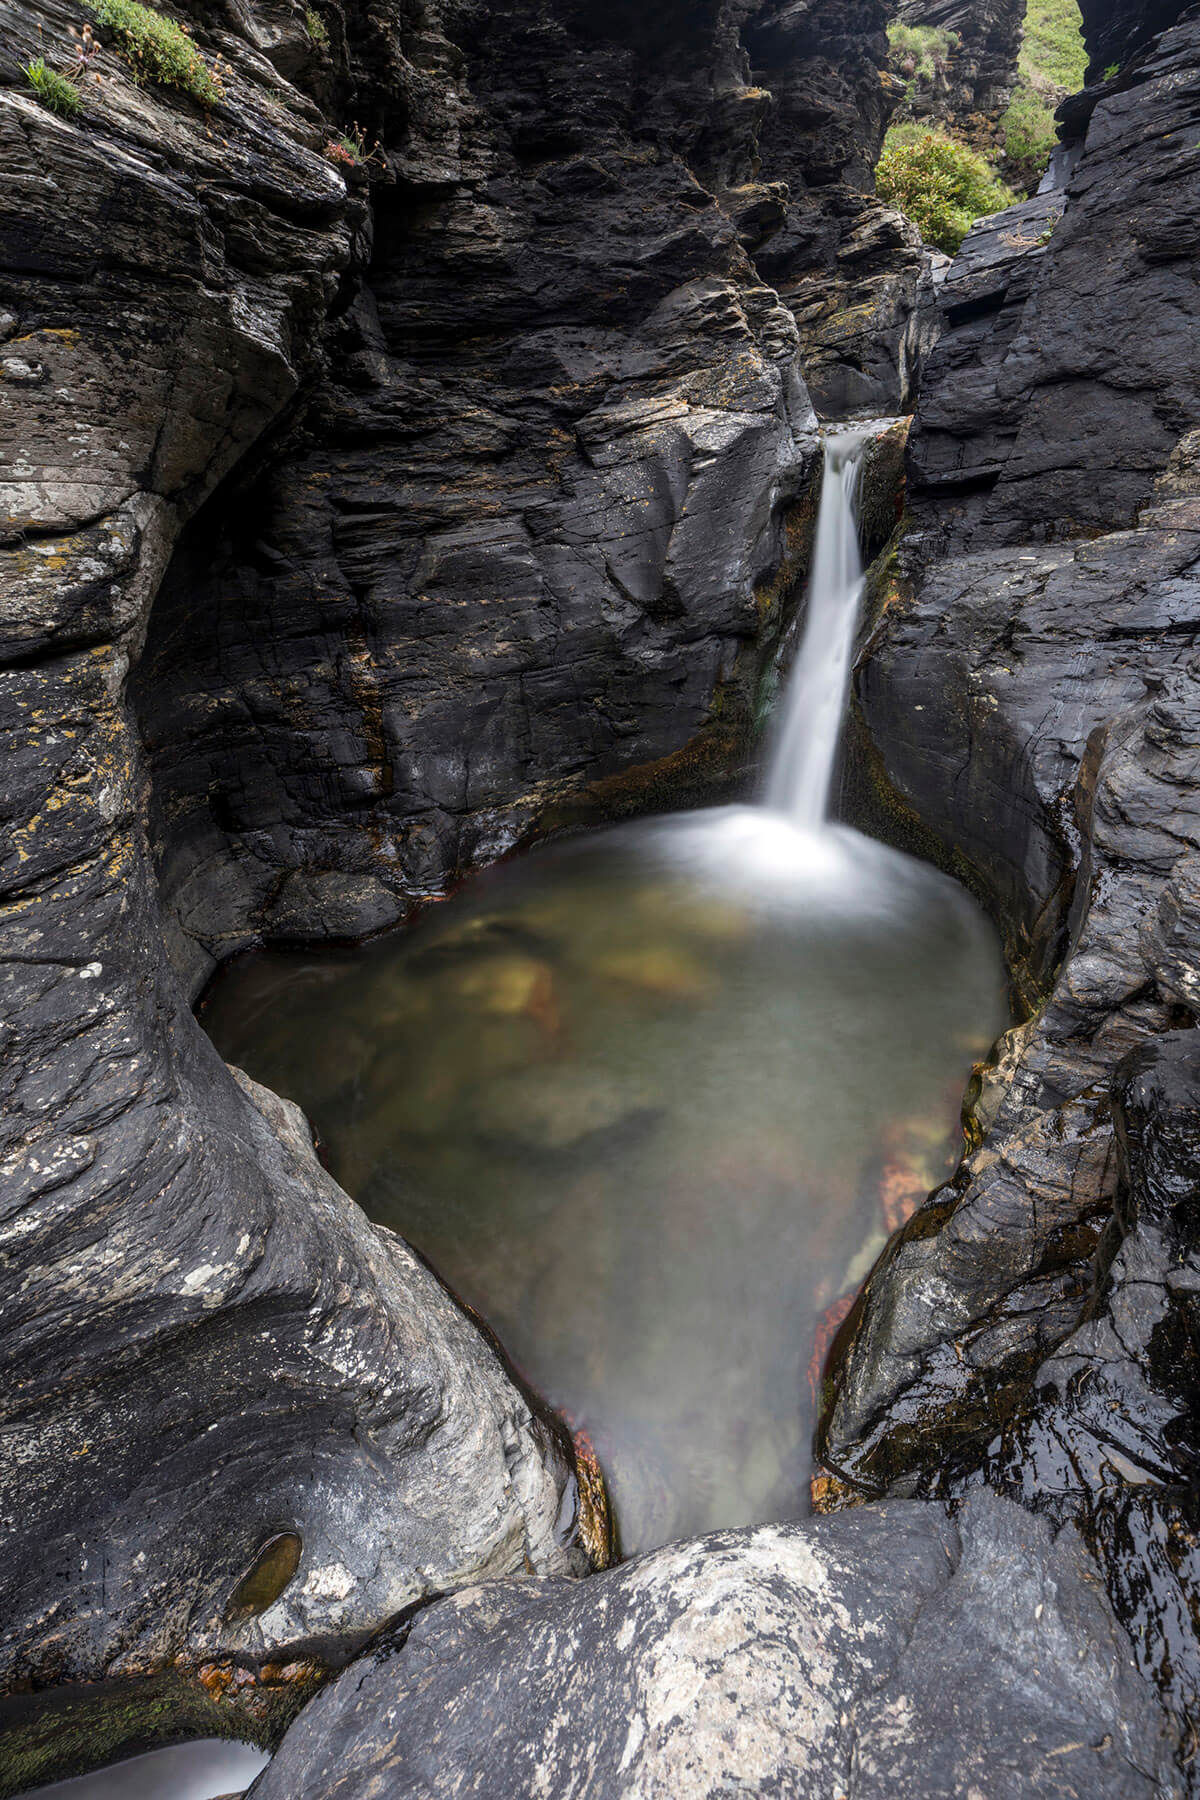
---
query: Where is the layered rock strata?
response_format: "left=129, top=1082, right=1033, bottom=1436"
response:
left=891, top=0, right=1025, bottom=145
left=823, top=3, right=1200, bottom=1757
left=0, top=0, right=604, bottom=1785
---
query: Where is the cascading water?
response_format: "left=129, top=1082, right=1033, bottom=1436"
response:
left=765, top=428, right=872, bottom=826
left=203, top=427, right=1008, bottom=1559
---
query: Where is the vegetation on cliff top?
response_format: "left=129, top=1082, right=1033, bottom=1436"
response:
left=85, top=0, right=224, bottom=104
left=1000, top=0, right=1088, bottom=190
left=887, top=21, right=959, bottom=106
left=876, top=124, right=1015, bottom=253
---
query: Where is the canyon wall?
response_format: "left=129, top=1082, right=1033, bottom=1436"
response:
left=0, top=0, right=920, bottom=1783
left=824, top=0, right=1200, bottom=1760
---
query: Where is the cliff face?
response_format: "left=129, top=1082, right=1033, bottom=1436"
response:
left=892, top=0, right=1026, bottom=144
left=128, top=0, right=939, bottom=998
left=0, top=0, right=928, bottom=1783
left=824, top=0, right=1200, bottom=1754
left=131, top=0, right=819, bottom=994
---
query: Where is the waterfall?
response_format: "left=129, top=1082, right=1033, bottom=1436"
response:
left=764, top=429, right=873, bottom=828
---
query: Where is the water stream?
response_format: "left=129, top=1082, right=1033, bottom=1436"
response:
left=31, top=426, right=1009, bottom=1798
left=202, top=426, right=1009, bottom=1553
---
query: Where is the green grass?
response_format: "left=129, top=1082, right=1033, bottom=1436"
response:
left=85, top=0, right=223, bottom=104
left=23, top=56, right=82, bottom=116
left=304, top=6, right=329, bottom=48
left=1000, top=0, right=1087, bottom=190
left=888, top=21, right=959, bottom=99
left=876, top=123, right=1016, bottom=253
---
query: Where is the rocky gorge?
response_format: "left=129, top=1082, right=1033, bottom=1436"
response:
left=1, top=0, right=1199, bottom=1795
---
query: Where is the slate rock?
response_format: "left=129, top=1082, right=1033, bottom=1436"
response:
left=248, top=1493, right=1181, bottom=1800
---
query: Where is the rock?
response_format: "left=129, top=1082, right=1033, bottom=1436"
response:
left=890, top=0, right=1026, bottom=148
left=819, top=5, right=1200, bottom=1774
left=248, top=1492, right=1181, bottom=1800
left=0, top=4, right=606, bottom=1788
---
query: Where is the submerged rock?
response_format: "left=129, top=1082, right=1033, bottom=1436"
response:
left=248, top=1492, right=1180, bottom=1800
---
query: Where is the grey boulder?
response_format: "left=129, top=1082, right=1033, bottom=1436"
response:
left=249, top=1492, right=1180, bottom=1799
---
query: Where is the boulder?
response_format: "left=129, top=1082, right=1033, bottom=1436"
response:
left=248, top=1492, right=1181, bottom=1800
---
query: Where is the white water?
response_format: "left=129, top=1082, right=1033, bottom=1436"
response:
left=764, top=428, right=873, bottom=826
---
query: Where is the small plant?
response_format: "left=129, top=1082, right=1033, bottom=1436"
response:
left=304, top=6, right=329, bottom=48
left=322, top=122, right=383, bottom=173
left=876, top=124, right=1016, bottom=254
left=84, top=0, right=224, bottom=105
left=888, top=21, right=959, bottom=98
left=1103, top=61, right=1119, bottom=79
left=23, top=55, right=83, bottom=116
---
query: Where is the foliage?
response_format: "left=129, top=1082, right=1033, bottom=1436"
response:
left=322, top=122, right=382, bottom=173
left=1000, top=0, right=1087, bottom=191
left=304, top=6, right=329, bottom=48
left=85, top=0, right=224, bottom=105
left=1103, top=62, right=1119, bottom=79
left=888, top=21, right=959, bottom=98
left=23, top=55, right=83, bottom=116
left=876, top=123, right=1016, bottom=253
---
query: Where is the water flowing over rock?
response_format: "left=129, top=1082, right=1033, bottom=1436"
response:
left=248, top=1492, right=1182, bottom=1800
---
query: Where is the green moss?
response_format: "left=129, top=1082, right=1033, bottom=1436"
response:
left=1000, top=0, right=1087, bottom=191
left=876, top=124, right=1016, bottom=253
left=23, top=56, right=83, bottom=116
left=85, top=0, right=223, bottom=104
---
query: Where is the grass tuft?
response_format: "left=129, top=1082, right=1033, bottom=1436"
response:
left=85, top=0, right=224, bottom=105
left=23, top=56, right=83, bottom=116
left=887, top=21, right=959, bottom=101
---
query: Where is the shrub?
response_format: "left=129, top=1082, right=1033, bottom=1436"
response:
left=1000, top=0, right=1087, bottom=191
left=304, top=6, right=329, bottom=48
left=85, top=0, right=223, bottom=105
left=876, top=124, right=1016, bottom=253
left=23, top=56, right=83, bottom=116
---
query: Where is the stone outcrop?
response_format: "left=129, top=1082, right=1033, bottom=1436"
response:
left=0, top=1, right=614, bottom=1786
left=130, top=0, right=943, bottom=1000
left=891, top=0, right=1026, bottom=146
left=248, top=1492, right=1182, bottom=1800
left=821, top=2, right=1200, bottom=1765
left=0, top=0, right=954, bottom=1785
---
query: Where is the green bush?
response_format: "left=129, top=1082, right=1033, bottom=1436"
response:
left=876, top=124, right=1016, bottom=253
left=1000, top=0, right=1087, bottom=190
left=304, top=6, right=329, bottom=48
left=23, top=56, right=83, bottom=116
left=85, top=0, right=223, bottom=104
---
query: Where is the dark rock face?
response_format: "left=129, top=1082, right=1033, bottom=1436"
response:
left=249, top=1492, right=1181, bottom=1800
left=905, top=20, right=1200, bottom=548
left=0, top=2, right=608, bottom=1786
left=821, top=5, right=1200, bottom=1766
left=747, top=0, right=940, bottom=415
left=892, top=0, right=1025, bottom=146
left=130, top=0, right=943, bottom=998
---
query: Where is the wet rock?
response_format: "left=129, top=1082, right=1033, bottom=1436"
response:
left=0, top=4, right=602, bottom=1787
left=248, top=1492, right=1181, bottom=1800
left=822, top=6, right=1200, bottom=1772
